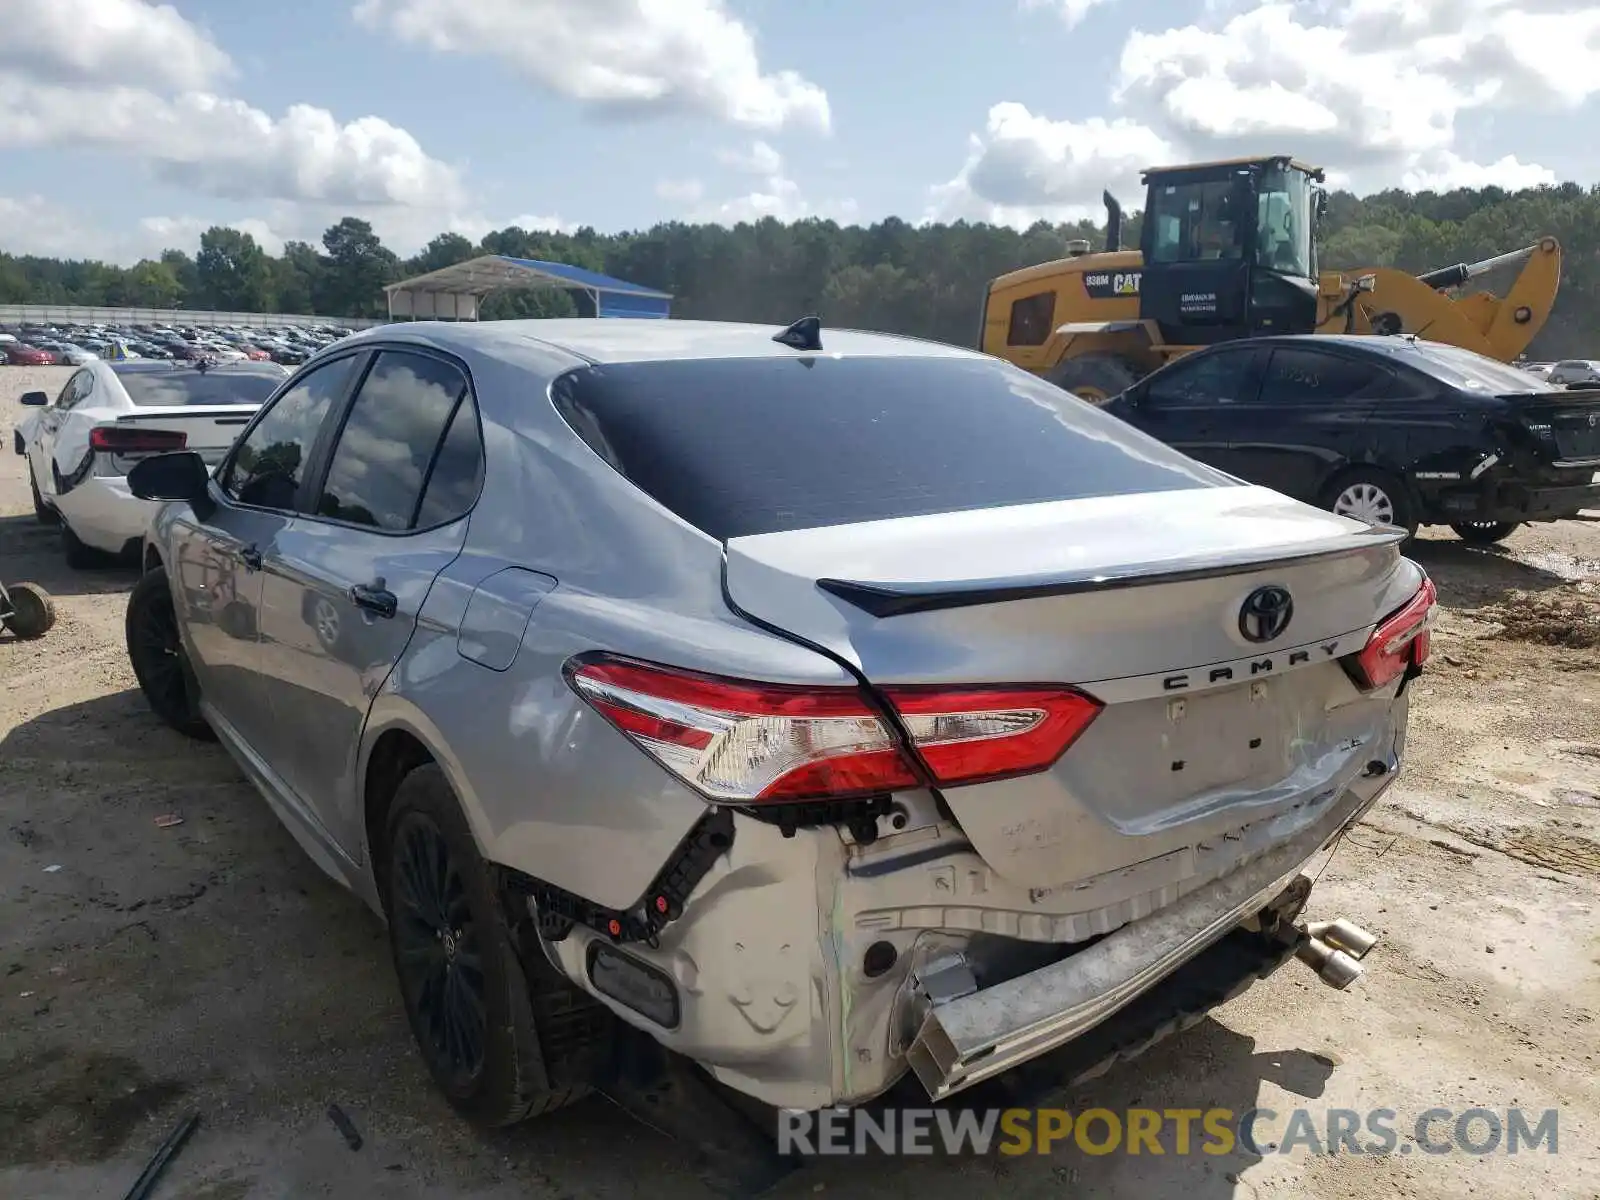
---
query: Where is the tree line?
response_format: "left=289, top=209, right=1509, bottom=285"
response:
left=3, top=182, right=1598, bottom=357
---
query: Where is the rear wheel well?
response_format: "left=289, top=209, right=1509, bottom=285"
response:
left=364, top=729, right=436, bottom=890
left=142, top=544, right=163, bottom=574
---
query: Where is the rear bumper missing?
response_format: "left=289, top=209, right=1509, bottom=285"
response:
left=904, top=776, right=1387, bottom=1101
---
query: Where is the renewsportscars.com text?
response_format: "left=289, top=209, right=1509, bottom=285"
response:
left=776, top=1106, right=1560, bottom=1158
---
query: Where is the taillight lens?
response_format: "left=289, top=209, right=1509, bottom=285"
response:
left=1348, top=575, right=1436, bottom=691
left=90, top=426, right=188, bottom=454
left=566, top=655, right=1102, bottom=804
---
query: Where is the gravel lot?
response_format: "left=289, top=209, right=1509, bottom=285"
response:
left=2, top=363, right=1598, bottom=1199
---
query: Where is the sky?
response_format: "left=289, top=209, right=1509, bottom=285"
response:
left=2, top=0, right=1599, bottom=265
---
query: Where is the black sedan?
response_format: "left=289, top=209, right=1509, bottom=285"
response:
left=1102, top=334, right=1600, bottom=543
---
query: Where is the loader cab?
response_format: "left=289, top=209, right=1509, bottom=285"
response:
left=1136, top=156, right=1324, bottom=346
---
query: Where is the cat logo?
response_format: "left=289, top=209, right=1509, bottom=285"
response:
left=1082, top=270, right=1142, bottom=300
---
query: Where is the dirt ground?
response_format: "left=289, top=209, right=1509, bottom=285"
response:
left=2, top=363, right=1597, bottom=1200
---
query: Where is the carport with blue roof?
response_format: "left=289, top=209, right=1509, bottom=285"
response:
left=384, top=254, right=672, bottom=321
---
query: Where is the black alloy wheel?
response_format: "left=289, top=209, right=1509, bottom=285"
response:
left=390, top=810, right=488, bottom=1090
left=125, top=569, right=214, bottom=740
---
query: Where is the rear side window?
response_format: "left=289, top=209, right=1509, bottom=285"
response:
left=313, top=350, right=472, bottom=531
left=1256, top=348, right=1399, bottom=405
left=117, top=370, right=285, bottom=407
left=551, top=356, right=1230, bottom=540
left=1006, top=292, right=1056, bottom=346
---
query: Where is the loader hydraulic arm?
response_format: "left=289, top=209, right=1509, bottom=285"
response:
left=1317, top=237, right=1562, bottom=364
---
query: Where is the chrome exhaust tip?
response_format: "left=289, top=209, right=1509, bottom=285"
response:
left=1295, top=936, right=1364, bottom=989
left=1306, top=918, right=1379, bottom=961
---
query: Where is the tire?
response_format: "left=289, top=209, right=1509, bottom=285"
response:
left=2, top=583, right=56, bottom=639
left=381, top=764, right=592, bottom=1126
left=29, top=471, right=57, bottom=525
left=1450, top=520, right=1520, bottom=546
left=1322, top=467, right=1418, bottom=539
left=1045, top=353, right=1144, bottom=404
left=61, top=521, right=108, bottom=570
left=125, top=568, right=214, bottom=741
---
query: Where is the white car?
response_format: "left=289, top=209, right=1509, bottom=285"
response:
left=15, top=359, right=289, bottom=566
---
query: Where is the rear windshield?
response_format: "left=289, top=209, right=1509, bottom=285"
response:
left=116, top=370, right=285, bottom=407
left=551, top=355, right=1231, bottom=539
left=1405, top=343, right=1559, bottom=395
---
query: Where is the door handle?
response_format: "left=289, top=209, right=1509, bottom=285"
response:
left=238, top=544, right=263, bottom=571
left=350, top=583, right=398, bottom=619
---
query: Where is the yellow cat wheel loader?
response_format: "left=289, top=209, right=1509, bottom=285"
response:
left=980, top=155, right=1563, bottom=402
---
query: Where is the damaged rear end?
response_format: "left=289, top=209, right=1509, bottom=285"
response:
left=553, top=350, right=1432, bottom=1106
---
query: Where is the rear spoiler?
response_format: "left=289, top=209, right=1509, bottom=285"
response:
left=818, top=525, right=1409, bottom=618
left=116, top=407, right=258, bottom=425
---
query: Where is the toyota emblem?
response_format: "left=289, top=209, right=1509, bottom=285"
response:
left=1239, top=585, right=1294, bottom=644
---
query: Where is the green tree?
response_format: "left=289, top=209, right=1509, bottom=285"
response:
left=195, top=227, right=272, bottom=312
left=317, top=217, right=398, bottom=318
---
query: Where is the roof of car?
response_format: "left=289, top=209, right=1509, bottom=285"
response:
left=363, top=318, right=986, bottom=366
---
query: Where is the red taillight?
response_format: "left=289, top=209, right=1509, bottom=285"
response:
left=566, top=655, right=1102, bottom=804
left=882, top=686, right=1102, bottom=785
left=89, top=426, right=188, bottom=454
left=1348, top=575, right=1437, bottom=691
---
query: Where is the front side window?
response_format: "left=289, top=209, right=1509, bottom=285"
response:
left=221, top=355, right=359, bottom=511
left=1145, top=349, right=1260, bottom=406
left=313, top=350, right=470, bottom=531
left=1255, top=165, right=1314, bottom=278
left=56, top=370, right=92, bottom=410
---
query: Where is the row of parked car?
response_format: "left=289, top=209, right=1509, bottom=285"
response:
left=0, top=320, right=355, bottom=368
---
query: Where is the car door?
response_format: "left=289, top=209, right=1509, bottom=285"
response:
left=253, top=346, right=482, bottom=856
left=28, top=368, right=91, bottom=500
left=175, top=353, right=367, bottom=760
left=1211, top=345, right=1398, bottom=501
left=1115, top=344, right=1265, bottom=471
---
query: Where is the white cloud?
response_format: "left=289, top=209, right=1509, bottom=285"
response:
left=718, top=140, right=784, bottom=176
left=1112, top=0, right=1599, bottom=186
left=0, top=0, right=231, bottom=91
left=1019, top=0, right=1116, bottom=30
left=139, top=214, right=288, bottom=256
left=0, top=195, right=124, bottom=260
left=685, top=141, right=856, bottom=224
left=927, top=103, right=1174, bottom=224
left=655, top=178, right=706, bottom=204
left=0, top=0, right=470, bottom=235
left=939, top=0, right=1600, bottom=226
left=0, top=78, right=467, bottom=209
left=353, top=0, right=831, bottom=133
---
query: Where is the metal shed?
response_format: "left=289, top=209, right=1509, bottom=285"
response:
left=384, top=255, right=672, bottom=321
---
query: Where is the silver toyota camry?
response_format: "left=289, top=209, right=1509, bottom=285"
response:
left=125, top=318, right=1433, bottom=1152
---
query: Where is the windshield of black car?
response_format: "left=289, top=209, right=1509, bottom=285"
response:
left=551, top=354, right=1235, bottom=539
left=1406, top=342, right=1562, bottom=395
left=116, top=370, right=284, bottom=407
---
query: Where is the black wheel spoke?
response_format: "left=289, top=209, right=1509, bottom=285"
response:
left=389, top=814, right=488, bottom=1084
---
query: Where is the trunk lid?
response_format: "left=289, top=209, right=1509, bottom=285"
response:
left=724, top=484, right=1423, bottom=890
left=1507, top=387, right=1600, bottom=463
left=111, top=405, right=258, bottom=466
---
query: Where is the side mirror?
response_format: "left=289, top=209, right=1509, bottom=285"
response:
left=128, top=451, right=214, bottom=517
left=1315, top=189, right=1330, bottom=219
left=19, top=391, right=47, bottom=406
